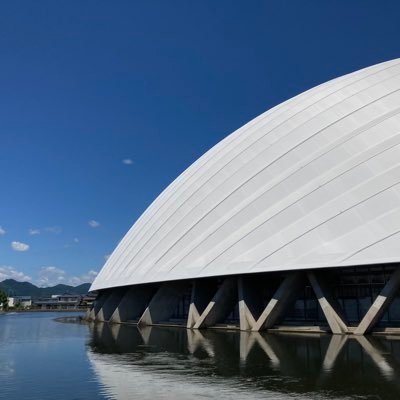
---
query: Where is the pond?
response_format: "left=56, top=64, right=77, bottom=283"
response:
left=1, top=312, right=399, bottom=399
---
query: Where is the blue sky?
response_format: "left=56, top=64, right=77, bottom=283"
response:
left=1, top=1, right=400, bottom=286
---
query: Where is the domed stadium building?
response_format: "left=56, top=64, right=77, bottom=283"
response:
left=89, top=59, right=400, bottom=335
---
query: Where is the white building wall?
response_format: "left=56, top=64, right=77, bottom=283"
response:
left=92, top=58, right=400, bottom=291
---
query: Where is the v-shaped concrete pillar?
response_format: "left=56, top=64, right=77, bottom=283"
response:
left=238, top=277, right=262, bottom=331
left=308, top=271, right=348, bottom=334
left=88, top=291, right=110, bottom=321
left=252, top=272, right=305, bottom=331
left=187, top=279, right=217, bottom=328
left=355, top=267, right=400, bottom=335
left=241, top=271, right=348, bottom=334
left=138, top=280, right=189, bottom=326
left=96, top=288, right=127, bottom=322
left=109, top=285, right=155, bottom=323
left=193, top=277, right=238, bottom=329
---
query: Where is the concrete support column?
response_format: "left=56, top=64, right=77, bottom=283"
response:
left=109, top=285, right=156, bottom=323
left=252, top=272, right=305, bottom=331
left=238, top=277, right=263, bottom=331
left=187, top=279, right=217, bottom=328
left=193, top=277, right=238, bottom=329
left=87, top=291, right=110, bottom=321
left=308, top=271, right=348, bottom=334
left=355, top=268, right=400, bottom=335
left=138, top=281, right=189, bottom=326
left=96, top=288, right=127, bottom=322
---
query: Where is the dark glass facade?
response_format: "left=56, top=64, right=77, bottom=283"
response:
left=166, top=264, right=400, bottom=328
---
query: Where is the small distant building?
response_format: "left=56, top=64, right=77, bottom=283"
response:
left=33, top=293, right=83, bottom=309
left=81, top=294, right=97, bottom=307
left=8, top=296, right=32, bottom=308
left=51, top=294, right=81, bottom=303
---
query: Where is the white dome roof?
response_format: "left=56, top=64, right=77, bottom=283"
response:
left=91, top=58, right=400, bottom=291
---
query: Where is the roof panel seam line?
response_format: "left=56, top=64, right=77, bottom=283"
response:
left=249, top=180, right=400, bottom=271
left=341, top=229, right=400, bottom=263
left=163, top=138, right=400, bottom=276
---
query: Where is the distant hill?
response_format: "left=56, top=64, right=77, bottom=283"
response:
left=0, top=279, right=91, bottom=298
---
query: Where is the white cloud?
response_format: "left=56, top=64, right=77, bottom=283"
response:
left=0, top=266, right=31, bottom=282
left=11, top=241, right=30, bottom=252
left=37, top=266, right=66, bottom=287
left=45, top=226, right=62, bottom=234
left=0, top=264, right=98, bottom=287
left=122, top=158, right=133, bottom=165
left=68, top=270, right=98, bottom=286
left=64, top=237, right=80, bottom=248
left=29, top=228, right=40, bottom=235
left=88, top=220, right=100, bottom=228
left=0, top=226, right=5, bottom=235
left=37, top=267, right=98, bottom=287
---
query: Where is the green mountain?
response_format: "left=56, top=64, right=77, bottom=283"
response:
left=0, top=279, right=91, bottom=298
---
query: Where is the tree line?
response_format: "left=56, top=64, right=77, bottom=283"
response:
left=0, top=289, right=8, bottom=310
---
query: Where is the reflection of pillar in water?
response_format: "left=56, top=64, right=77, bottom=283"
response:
left=239, top=331, right=280, bottom=367
left=187, top=329, right=215, bottom=357
left=110, top=323, right=121, bottom=341
left=137, top=325, right=152, bottom=345
left=353, top=336, right=394, bottom=380
left=322, top=335, right=348, bottom=372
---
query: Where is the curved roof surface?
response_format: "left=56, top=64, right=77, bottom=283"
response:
left=92, top=58, right=400, bottom=291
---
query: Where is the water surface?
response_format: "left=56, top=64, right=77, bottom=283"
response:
left=1, top=312, right=400, bottom=399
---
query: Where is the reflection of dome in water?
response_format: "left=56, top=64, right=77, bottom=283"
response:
left=89, top=59, right=400, bottom=336
left=87, top=342, right=273, bottom=400
left=87, top=324, right=400, bottom=399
